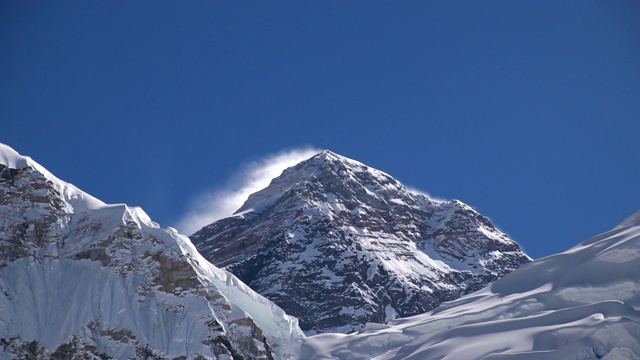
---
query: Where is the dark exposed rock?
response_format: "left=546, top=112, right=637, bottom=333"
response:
left=0, top=165, right=69, bottom=266
left=151, top=252, right=201, bottom=295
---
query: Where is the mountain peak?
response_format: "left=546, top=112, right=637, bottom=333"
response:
left=300, top=149, right=376, bottom=173
left=235, top=149, right=399, bottom=215
left=309, top=149, right=374, bottom=171
left=311, top=149, right=356, bottom=165
left=316, top=149, right=338, bottom=158
left=192, top=151, right=531, bottom=334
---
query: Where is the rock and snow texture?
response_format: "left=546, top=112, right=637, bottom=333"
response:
left=0, top=143, right=303, bottom=359
left=191, top=150, right=531, bottom=334
left=300, top=210, right=640, bottom=359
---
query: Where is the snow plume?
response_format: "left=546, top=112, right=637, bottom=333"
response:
left=176, top=147, right=320, bottom=235
left=406, top=186, right=447, bottom=203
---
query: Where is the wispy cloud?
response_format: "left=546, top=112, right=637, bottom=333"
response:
left=175, top=147, right=320, bottom=235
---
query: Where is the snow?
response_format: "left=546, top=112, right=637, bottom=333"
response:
left=0, top=143, right=29, bottom=169
left=384, top=305, right=399, bottom=322
left=555, top=281, right=640, bottom=304
left=300, top=210, right=640, bottom=359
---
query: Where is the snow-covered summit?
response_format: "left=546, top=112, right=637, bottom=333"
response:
left=0, top=143, right=303, bottom=359
left=301, top=209, right=640, bottom=359
left=192, top=150, right=531, bottom=334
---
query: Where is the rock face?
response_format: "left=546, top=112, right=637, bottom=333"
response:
left=0, top=144, right=303, bottom=359
left=191, top=150, right=531, bottom=334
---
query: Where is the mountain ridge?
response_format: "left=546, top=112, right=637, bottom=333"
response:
left=0, top=143, right=303, bottom=359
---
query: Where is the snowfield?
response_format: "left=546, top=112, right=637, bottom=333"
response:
left=301, top=211, right=640, bottom=359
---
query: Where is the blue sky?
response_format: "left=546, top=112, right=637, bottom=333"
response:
left=2, top=1, right=639, bottom=259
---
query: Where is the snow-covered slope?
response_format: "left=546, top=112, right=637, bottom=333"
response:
left=300, top=210, right=640, bottom=359
left=192, top=150, right=531, bottom=334
left=0, top=143, right=303, bottom=359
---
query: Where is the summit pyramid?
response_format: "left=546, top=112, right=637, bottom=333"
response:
left=191, top=150, right=531, bottom=334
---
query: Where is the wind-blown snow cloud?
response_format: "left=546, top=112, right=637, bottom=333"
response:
left=406, top=186, right=447, bottom=203
left=176, top=147, right=320, bottom=235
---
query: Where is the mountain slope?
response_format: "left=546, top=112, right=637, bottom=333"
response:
left=300, top=210, right=640, bottom=359
left=191, top=150, right=531, bottom=334
left=0, top=144, right=303, bottom=359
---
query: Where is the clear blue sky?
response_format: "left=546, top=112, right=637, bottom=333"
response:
left=2, top=1, right=639, bottom=259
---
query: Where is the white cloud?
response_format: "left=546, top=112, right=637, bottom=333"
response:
left=175, top=147, right=320, bottom=235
